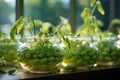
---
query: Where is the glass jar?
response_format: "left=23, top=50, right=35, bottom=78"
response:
left=61, top=39, right=98, bottom=72
left=0, top=37, right=19, bottom=67
left=17, top=37, right=63, bottom=73
left=96, top=39, right=120, bottom=68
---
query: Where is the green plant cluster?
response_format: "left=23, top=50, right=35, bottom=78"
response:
left=0, top=44, right=17, bottom=62
left=0, top=57, right=7, bottom=73
left=0, top=26, right=18, bottom=74
left=97, top=41, right=120, bottom=64
left=0, top=57, right=16, bottom=74
left=63, top=40, right=98, bottom=70
left=1, top=0, right=120, bottom=74
left=17, top=39, right=63, bottom=71
left=0, top=39, right=18, bottom=64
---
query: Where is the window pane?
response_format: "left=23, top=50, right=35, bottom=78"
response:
left=24, top=0, right=70, bottom=25
left=0, top=0, right=15, bottom=36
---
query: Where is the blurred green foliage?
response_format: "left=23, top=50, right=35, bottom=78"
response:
left=0, top=0, right=14, bottom=25
left=0, top=0, right=91, bottom=28
left=24, top=0, right=69, bottom=26
left=0, top=0, right=113, bottom=32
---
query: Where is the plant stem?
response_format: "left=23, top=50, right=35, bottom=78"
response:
left=90, top=1, right=97, bottom=16
left=90, top=0, right=99, bottom=41
left=21, top=28, right=24, bottom=38
left=32, top=20, right=36, bottom=38
left=0, top=26, right=2, bottom=38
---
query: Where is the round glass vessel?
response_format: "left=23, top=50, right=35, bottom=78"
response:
left=96, top=40, right=120, bottom=68
left=17, top=37, right=63, bottom=73
left=61, top=39, right=98, bottom=72
left=0, top=38, right=18, bottom=66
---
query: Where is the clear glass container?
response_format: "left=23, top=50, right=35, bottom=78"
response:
left=0, top=37, right=19, bottom=67
left=17, top=37, right=63, bottom=73
left=60, top=38, right=98, bottom=72
left=95, top=39, right=120, bottom=68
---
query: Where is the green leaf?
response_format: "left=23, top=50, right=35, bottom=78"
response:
left=65, top=37, right=71, bottom=50
left=10, top=16, right=42, bottom=41
left=97, top=2, right=105, bottom=15
left=0, top=26, right=2, bottom=38
left=41, top=22, right=51, bottom=33
left=90, top=0, right=96, bottom=7
left=38, top=31, right=44, bottom=37
left=33, top=20, right=42, bottom=26
left=97, top=20, right=104, bottom=27
left=10, top=19, right=24, bottom=41
left=99, top=32, right=103, bottom=42
left=57, top=31, right=64, bottom=39
left=17, top=23, right=24, bottom=34
left=81, top=8, right=90, bottom=18
left=58, top=32, right=70, bottom=50
left=25, top=20, right=42, bottom=35
left=38, top=22, right=52, bottom=37
left=53, top=16, right=71, bottom=35
left=32, top=20, right=42, bottom=36
left=74, top=33, right=80, bottom=37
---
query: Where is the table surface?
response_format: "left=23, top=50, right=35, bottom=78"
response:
left=0, top=67, right=120, bottom=80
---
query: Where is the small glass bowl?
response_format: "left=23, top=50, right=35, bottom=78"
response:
left=17, top=37, right=63, bottom=73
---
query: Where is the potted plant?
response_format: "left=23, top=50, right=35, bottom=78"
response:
left=58, top=32, right=98, bottom=72
left=10, top=16, right=63, bottom=73
left=0, top=26, right=18, bottom=67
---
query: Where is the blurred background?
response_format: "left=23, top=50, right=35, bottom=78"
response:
left=0, top=0, right=120, bottom=35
